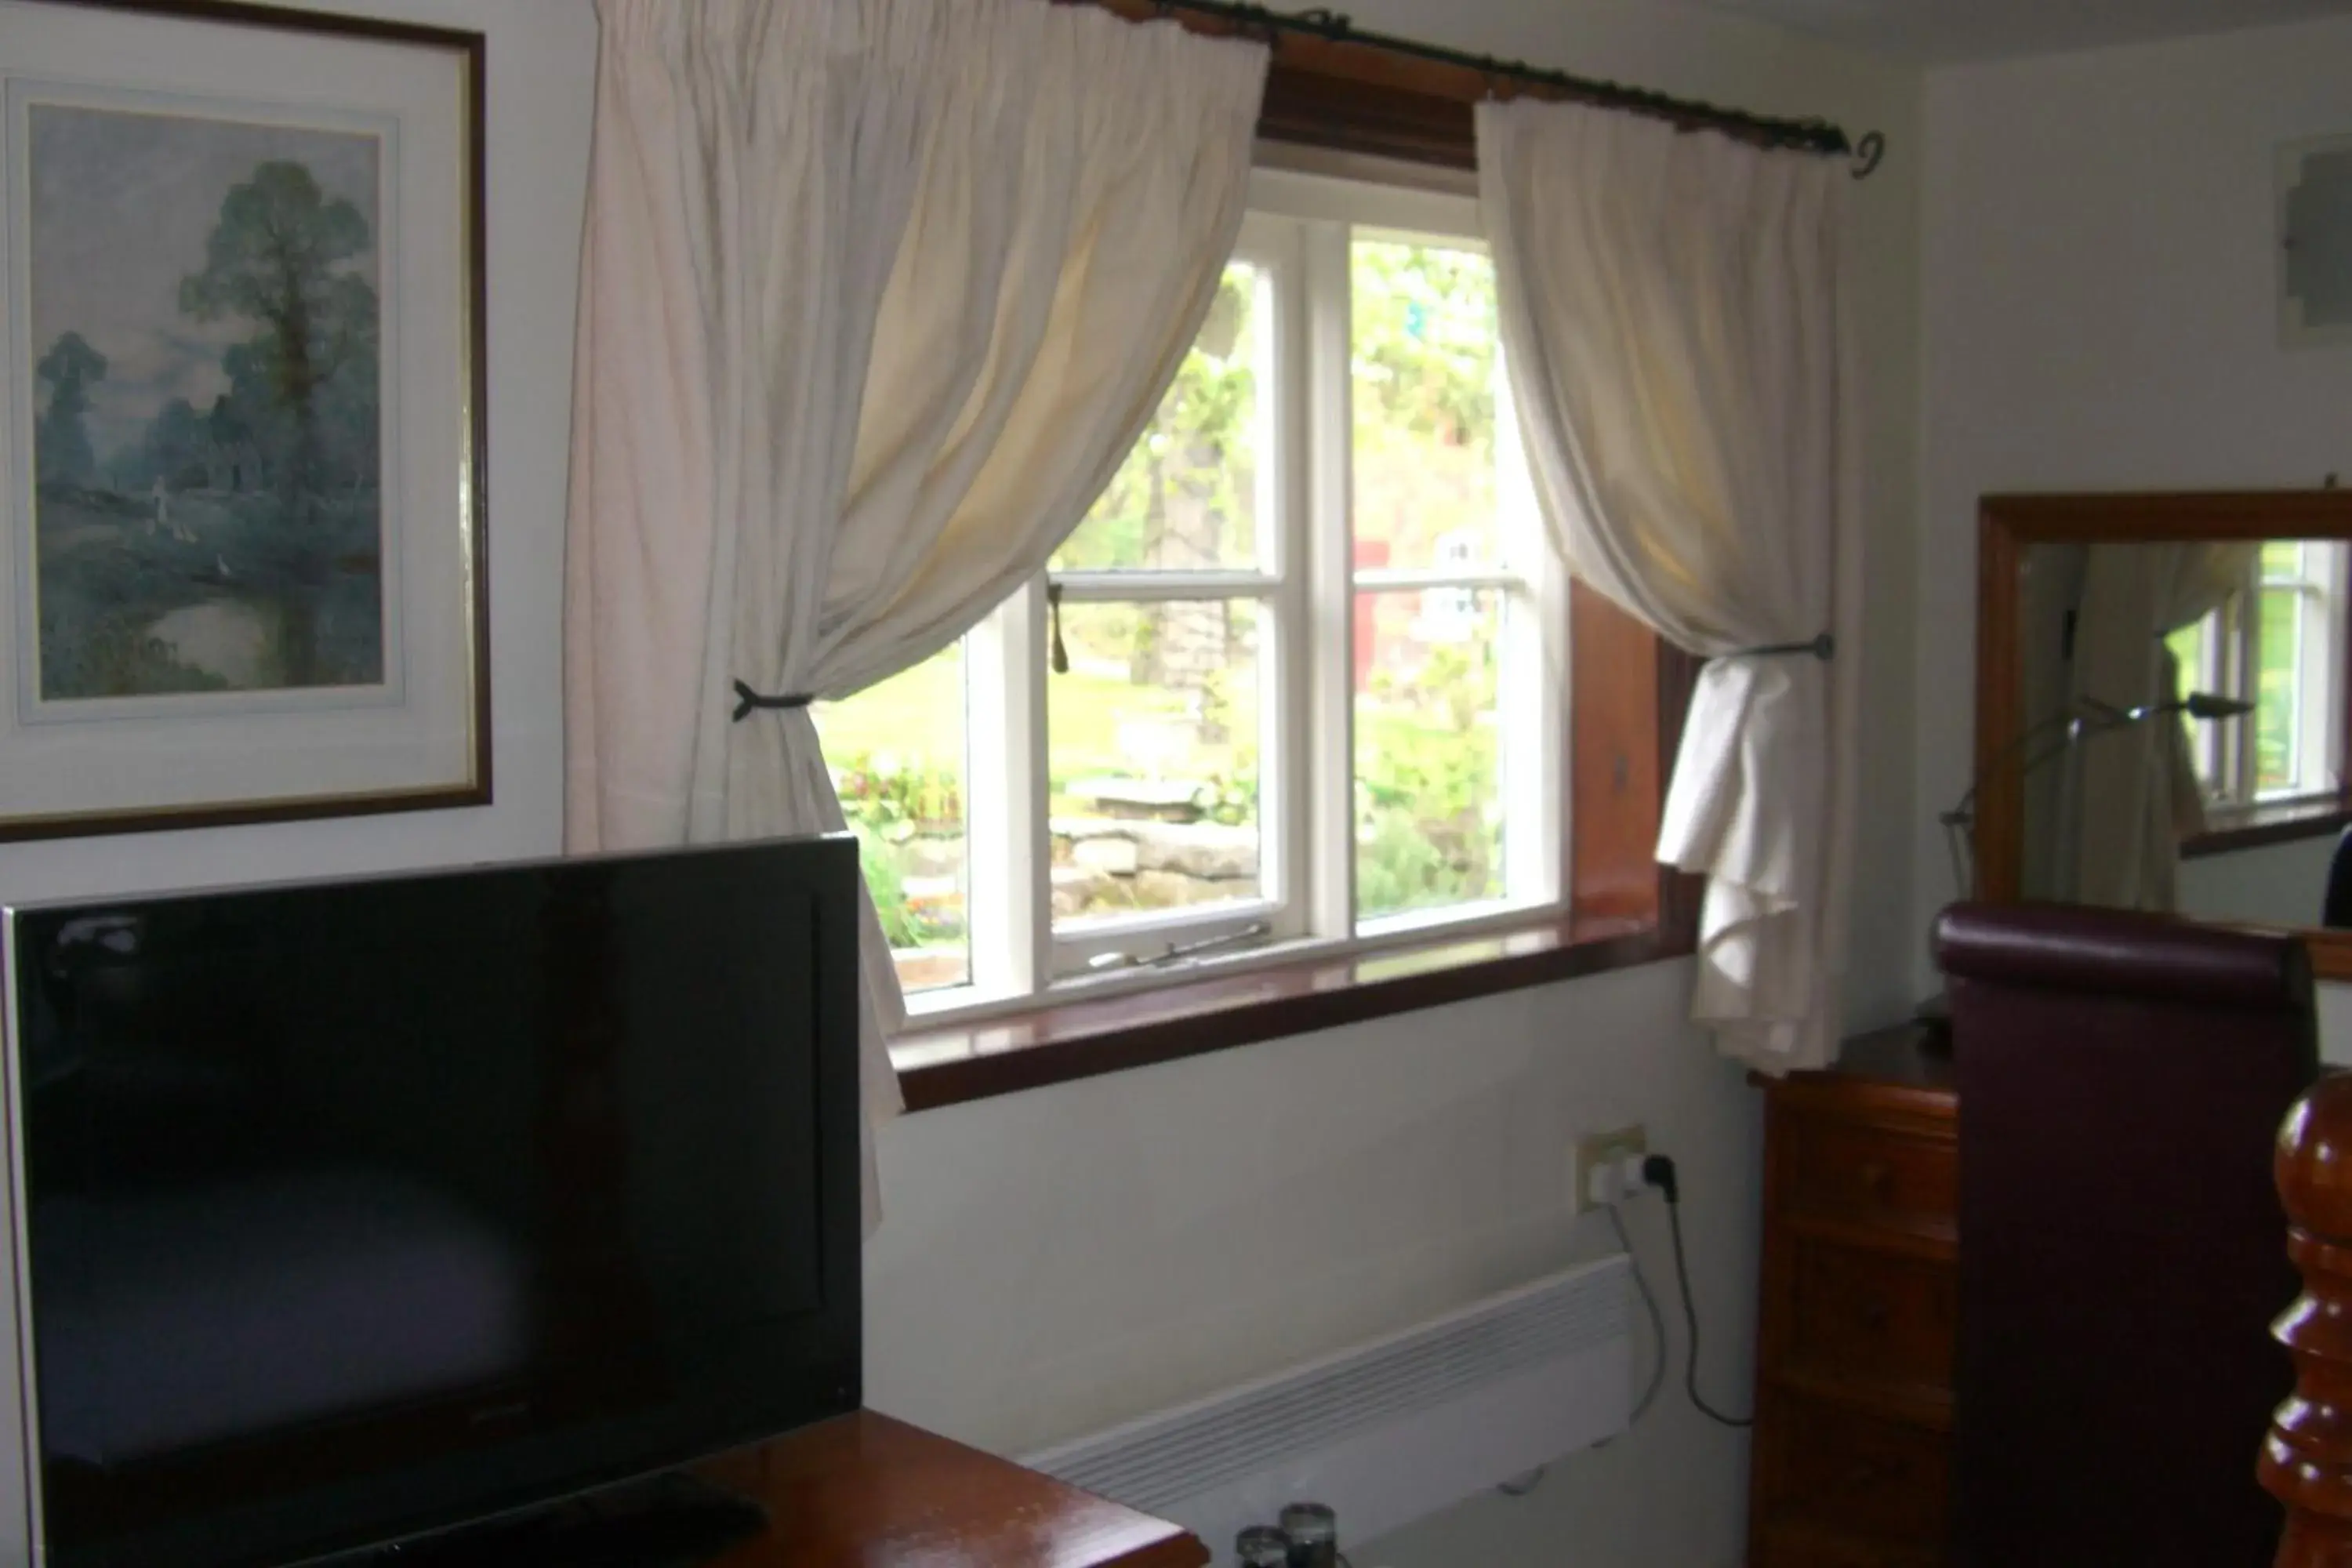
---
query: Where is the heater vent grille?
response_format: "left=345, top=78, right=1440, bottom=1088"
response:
left=1026, top=1255, right=1629, bottom=1531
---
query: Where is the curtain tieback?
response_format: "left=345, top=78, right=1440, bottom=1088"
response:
left=731, top=680, right=816, bottom=724
left=1719, top=632, right=1835, bottom=662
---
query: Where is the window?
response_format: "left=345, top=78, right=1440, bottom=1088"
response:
left=2169, top=539, right=2350, bottom=808
left=825, top=167, right=1599, bottom=1016
left=816, top=645, right=972, bottom=993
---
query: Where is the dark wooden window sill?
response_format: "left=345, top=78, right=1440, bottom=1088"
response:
left=893, top=913, right=1688, bottom=1112
left=2181, top=794, right=2352, bottom=860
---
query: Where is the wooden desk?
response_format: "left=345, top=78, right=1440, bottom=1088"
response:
left=698, top=1410, right=1207, bottom=1568
left=1748, top=1022, right=1958, bottom=1567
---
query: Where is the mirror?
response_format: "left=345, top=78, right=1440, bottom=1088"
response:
left=1973, top=493, right=2352, bottom=971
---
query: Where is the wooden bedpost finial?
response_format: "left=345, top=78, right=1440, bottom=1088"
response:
left=2264, top=1074, right=2352, bottom=1566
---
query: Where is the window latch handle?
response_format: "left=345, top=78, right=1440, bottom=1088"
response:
left=1088, top=920, right=1274, bottom=974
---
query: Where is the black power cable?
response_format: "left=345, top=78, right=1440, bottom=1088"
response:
left=1603, top=1202, right=1669, bottom=1426
left=1500, top=1192, right=1673, bottom=1504
left=1642, top=1155, right=1753, bottom=1429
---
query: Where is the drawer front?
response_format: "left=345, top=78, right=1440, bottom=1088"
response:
left=1785, top=1240, right=1956, bottom=1394
left=1760, top=1394, right=1950, bottom=1548
left=1752, top=1525, right=1943, bottom=1568
left=1784, top=1116, right=1956, bottom=1232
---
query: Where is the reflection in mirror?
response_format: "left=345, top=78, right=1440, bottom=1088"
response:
left=2017, top=539, right=2349, bottom=920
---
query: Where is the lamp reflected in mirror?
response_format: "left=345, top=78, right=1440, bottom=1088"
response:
left=1943, top=688, right=2257, bottom=902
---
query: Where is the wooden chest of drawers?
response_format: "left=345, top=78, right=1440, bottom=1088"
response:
left=1748, top=1024, right=1958, bottom=1568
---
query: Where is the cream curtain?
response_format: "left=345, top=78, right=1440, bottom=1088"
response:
left=1476, top=101, right=1862, bottom=1076
left=565, top=0, right=1268, bottom=1225
left=2066, top=543, right=2257, bottom=910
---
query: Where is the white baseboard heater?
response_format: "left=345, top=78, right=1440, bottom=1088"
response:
left=1024, top=1254, right=1632, bottom=1561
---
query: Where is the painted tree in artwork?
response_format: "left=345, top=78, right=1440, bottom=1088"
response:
left=179, top=159, right=376, bottom=521
left=142, top=397, right=211, bottom=492
left=34, top=332, right=107, bottom=488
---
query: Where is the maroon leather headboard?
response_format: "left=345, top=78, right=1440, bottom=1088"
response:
left=1936, top=902, right=2318, bottom=1567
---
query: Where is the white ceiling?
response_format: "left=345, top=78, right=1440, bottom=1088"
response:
left=1682, top=0, right=2352, bottom=62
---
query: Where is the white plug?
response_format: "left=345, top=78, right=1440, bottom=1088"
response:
left=1614, top=1153, right=1650, bottom=1200
left=1587, top=1160, right=1620, bottom=1208
left=1589, top=1153, right=1655, bottom=1208
left=1573, top=1127, right=1650, bottom=1214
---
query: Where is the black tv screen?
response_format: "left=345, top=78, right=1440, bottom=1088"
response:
left=2, top=838, right=862, bottom=1568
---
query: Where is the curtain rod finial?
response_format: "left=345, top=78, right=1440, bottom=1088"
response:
left=1851, top=131, right=1886, bottom=180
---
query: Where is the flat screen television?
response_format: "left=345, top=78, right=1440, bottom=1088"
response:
left=0, top=837, right=863, bottom=1568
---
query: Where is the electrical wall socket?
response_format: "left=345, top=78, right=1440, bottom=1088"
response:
left=1573, top=1124, right=1648, bottom=1213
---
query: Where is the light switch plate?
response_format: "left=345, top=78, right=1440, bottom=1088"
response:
left=2281, top=134, right=2352, bottom=349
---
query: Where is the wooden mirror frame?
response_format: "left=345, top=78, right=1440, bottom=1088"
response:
left=1975, top=490, right=2352, bottom=978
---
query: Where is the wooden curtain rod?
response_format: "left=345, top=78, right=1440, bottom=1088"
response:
left=1089, top=0, right=1886, bottom=178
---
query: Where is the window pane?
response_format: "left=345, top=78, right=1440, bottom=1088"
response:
left=813, top=645, right=969, bottom=993
left=2263, top=539, right=2305, bottom=582
left=1351, top=238, right=1504, bottom=575
left=2258, top=585, right=2299, bottom=792
left=1053, top=263, right=1265, bottom=574
left=1354, top=587, right=1505, bottom=921
left=1048, top=600, right=1262, bottom=924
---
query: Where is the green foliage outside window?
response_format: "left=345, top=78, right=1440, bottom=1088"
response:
left=833, top=240, right=1518, bottom=964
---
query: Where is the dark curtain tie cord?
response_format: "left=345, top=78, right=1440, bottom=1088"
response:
left=1047, top=581, right=1071, bottom=675
left=1718, top=633, right=1835, bottom=662
left=731, top=681, right=816, bottom=723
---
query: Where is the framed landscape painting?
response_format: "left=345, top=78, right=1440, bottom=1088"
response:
left=0, top=0, right=485, bottom=837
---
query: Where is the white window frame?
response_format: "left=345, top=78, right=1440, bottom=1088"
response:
left=2266, top=539, right=2347, bottom=802
left=1040, top=216, right=1301, bottom=983
left=2180, top=539, right=2348, bottom=809
left=876, top=163, right=1571, bottom=1027
left=2176, top=590, right=2244, bottom=799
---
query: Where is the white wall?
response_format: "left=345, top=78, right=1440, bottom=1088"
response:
left=1915, top=16, right=2352, bottom=979
left=2321, top=983, right=2352, bottom=1065
left=869, top=962, right=1764, bottom=1565
left=0, top=3, right=1922, bottom=1566
left=2179, top=834, right=2338, bottom=926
